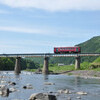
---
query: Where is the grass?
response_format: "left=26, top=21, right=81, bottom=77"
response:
left=94, top=74, right=97, bottom=77
left=67, top=73, right=73, bottom=75
left=25, top=61, right=100, bottom=73
left=92, top=68, right=100, bottom=71
left=25, top=65, right=75, bottom=73
left=25, top=69, right=37, bottom=72
left=49, top=65, right=75, bottom=73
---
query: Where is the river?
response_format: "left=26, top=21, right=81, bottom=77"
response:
left=0, top=71, right=100, bottom=100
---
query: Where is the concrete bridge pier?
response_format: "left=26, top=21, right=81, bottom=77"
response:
left=42, top=57, right=49, bottom=74
left=14, top=57, right=21, bottom=74
left=75, top=56, right=80, bottom=70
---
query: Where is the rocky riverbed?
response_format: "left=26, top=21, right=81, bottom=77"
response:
left=0, top=71, right=100, bottom=100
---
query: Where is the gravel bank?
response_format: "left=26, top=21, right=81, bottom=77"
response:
left=63, top=70, right=100, bottom=79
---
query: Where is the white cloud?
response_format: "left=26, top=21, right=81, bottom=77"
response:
left=0, top=26, right=71, bottom=36
left=0, top=26, right=48, bottom=35
left=0, top=0, right=100, bottom=12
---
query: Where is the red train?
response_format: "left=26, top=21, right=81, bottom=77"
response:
left=54, top=47, right=81, bottom=54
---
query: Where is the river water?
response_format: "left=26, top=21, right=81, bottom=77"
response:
left=0, top=71, right=100, bottom=100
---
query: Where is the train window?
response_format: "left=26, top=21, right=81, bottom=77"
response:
left=56, top=48, right=58, bottom=51
left=66, top=48, right=67, bottom=50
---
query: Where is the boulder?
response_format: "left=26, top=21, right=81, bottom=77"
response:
left=57, top=90, right=63, bottom=93
left=0, top=76, right=6, bottom=78
left=76, top=96, right=81, bottom=99
left=67, top=97, right=71, bottom=100
left=76, top=91, right=87, bottom=95
left=23, top=86, right=33, bottom=89
left=57, top=89, right=71, bottom=94
left=0, top=87, right=9, bottom=97
left=44, top=82, right=55, bottom=85
left=9, top=82, right=16, bottom=86
left=0, top=85, right=6, bottom=88
left=1, top=81, right=7, bottom=83
left=29, top=93, right=57, bottom=100
left=64, top=89, right=70, bottom=94
left=9, top=88, right=19, bottom=92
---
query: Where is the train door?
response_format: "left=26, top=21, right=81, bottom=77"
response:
left=76, top=48, right=78, bottom=52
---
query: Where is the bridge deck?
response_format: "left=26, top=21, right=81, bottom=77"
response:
left=0, top=53, right=100, bottom=57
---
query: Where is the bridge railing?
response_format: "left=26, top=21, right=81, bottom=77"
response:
left=0, top=53, right=100, bottom=58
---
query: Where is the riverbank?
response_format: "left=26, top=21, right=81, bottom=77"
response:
left=25, top=68, right=100, bottom=79
left=25, top=69, right=100, bottom=80
left=61, top=70, right=100, bottom=79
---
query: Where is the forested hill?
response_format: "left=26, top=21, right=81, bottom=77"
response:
left=76, top=36, right=100, bottom=53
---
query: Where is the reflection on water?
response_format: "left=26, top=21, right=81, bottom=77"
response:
left=75, top=76, right=81, bottom=87
left=43, top=74, right=49, bottom=80
left=15, top=74, right=20, bottom=79
left=0, top=71, right=100, bottom=100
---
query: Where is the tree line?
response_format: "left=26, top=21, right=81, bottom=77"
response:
left=0, top=57, right=40, bottom=71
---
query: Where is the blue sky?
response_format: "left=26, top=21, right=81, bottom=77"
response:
left=0, top=0, right=100, bottom=53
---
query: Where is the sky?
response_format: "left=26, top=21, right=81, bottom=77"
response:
left=0, top=0, right=100, bottom=53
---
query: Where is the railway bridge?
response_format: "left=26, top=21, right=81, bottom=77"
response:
left=0, top=53, right=100, bottom=74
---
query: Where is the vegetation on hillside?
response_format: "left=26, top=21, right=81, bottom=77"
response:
left=90, top=57, right=100, bottom=69
left=0, top=57, right=39, bottom=71
left=77, top=36, right=100, bottom=53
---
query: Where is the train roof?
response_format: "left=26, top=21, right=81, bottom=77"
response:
left=54, top=46, right=81, bottom=48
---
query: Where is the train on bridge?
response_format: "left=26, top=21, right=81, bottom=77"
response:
left=54, top=46, right=81, bottom=54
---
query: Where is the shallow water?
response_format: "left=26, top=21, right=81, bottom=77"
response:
left=0, top=71, right=100, bottom=100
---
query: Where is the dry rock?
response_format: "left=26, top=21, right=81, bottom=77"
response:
left=57, top=89, right=71, bottom=94
left=0, top=87, right=9, bottom=97
left=76, top=96, right=81, bottom=99
left=1, top=81, right=7, bottom=83
left=9, top=82, right=16, bottom=86
left=76, top=91, right=87, bottom=95
left=23, top=86, right=33, bottom=89
left=9, top=88, right=19, bottom=92
left=29, top=93, right=57, bottom=100
left=44, top=82, right=55, bottom=85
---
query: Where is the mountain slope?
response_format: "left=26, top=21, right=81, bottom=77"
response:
left=77, top=36, right=100, bottom=53
left=92, top=57, right=100, bottom=65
